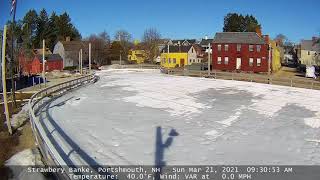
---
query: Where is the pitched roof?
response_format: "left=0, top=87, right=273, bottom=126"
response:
left=170, top=39, right=196, bottom=45
left=36, top=54, right=62, bottom=62
left=213, top=32, right=266, bottom=44
left=301, top=40, right=320, bottom=51
left=200, top=39, right=214, bottom=46
left=161, top=45, right=192, bottom=53
left=60, top=41, right=89, bottom=52
left=192, top=44, right=203, bottom=53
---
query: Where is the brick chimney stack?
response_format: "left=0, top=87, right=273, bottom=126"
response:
left=263, top=35, right=270, bottom=44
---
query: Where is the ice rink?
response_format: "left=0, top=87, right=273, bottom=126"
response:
left=38, top=69, right=320, bottom=166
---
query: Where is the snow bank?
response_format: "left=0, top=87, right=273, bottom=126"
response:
left=11, top=103, right=29, bottom=129
left=5, top=148, right=46, bottom=180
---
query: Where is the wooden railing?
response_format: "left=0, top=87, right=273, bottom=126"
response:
left=163, top=68, right=320, bottom=90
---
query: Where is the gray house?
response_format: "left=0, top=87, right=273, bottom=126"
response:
left=53, top=39, right=89, bottom=68
left=199, top=37, right=214, bottom=52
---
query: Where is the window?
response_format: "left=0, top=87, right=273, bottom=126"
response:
left=257, top=45, right=261, bottom=52
left=249, top=45, right=254, bottom=52
left=257, top=58, right=261, bottom=66
left=168, top=58, right=171, bottom=64
left=237, top=44, right=241, bottom=52
left=217, top=57, right=222, bottom=64
left=173, top=58, right=176, bottom=64
left=193, top=59, right=196, bottom=63
left=218, top=44, right=222, bottom=51
left=249, top=58, right=254, bottom=67
left=224, top=57, right=229, bottom=65
left=308, top=51, right=310, bottom=55
left=192, top=48, right=194, bottom=53
left=162, top=58, right=165, bottom=64
left=225, top=44, right=229, bottom=51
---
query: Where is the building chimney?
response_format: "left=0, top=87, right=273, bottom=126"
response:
left=263, top=35, right=270, bottom=44
left=312, top=36, right=319, bottom=43
left=66, top=36, right=71, bottom=42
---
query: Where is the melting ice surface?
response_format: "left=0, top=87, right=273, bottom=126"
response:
left=44, top=69, right=320, bottom=165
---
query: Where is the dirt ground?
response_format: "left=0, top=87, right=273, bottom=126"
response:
left=0, top=73, right=80, bottom=167
left=272, top=66, right=305, bottom=79
left=0, top=93, right=36, bottom=167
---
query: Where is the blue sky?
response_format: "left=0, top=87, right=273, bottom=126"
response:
left=1, top=0, right=320, bottom=43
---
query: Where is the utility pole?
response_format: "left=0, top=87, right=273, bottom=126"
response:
left=119, top=50, right=122, bottom=66
left=119, top=34, right=122, bottom=66
left=10, top=1, right=18, bottom=107
left=208, top=43, right=211, bottom=76
left=89, top=43, right=91, bottom=74
left=78, top=50, right=81, bottom=73
left=2, top=25, right=12, bottom=135
left=268, top=44, right=271, bottom=76
left=80, top=49, right=83, bottom=75
left=42, top=39, right=46, bottom=87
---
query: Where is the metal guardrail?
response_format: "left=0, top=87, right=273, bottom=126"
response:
left=28, top=74, right=98, bottom=179
left=162, top=68, right=320, bottom=90
left=118, top=64, right=160, bottom=69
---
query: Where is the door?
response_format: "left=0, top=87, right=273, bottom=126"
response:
left=180, top=59, right=185, bottom=67
left=236, top=58, right=241, bottom=70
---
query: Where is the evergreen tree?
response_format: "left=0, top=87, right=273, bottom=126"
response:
left=223, top=13, right=261, bottom=32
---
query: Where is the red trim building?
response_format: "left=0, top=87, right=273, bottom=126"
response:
left=212, top=32, right=269, bottom=73
left=30, top=54, right=63, bottom=74
left=18, top=51, right=33, bottom=75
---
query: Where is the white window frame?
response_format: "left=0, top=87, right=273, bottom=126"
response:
left=225, top=44, right=229, bottom=51
left=257, top=45, right=261, bottom=52
left=237, top=44, right=241, bottom=52
left=224, top=57, right=229, bottom=65
left=249, top=58, right=254, bottom=66
left=218, top=44, right=222, bottom=51
left=217, top=57, right=222, bottom=64
left=249, top=45, right=254, bottom=52
left=257, top=58, right=261, bottom=67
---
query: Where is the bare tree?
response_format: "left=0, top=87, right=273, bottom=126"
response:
left=142, top=28, right=161, bottom=63
left=87, top=31, right=110, bottom=65
left=114, top=30, right=132, bottom=59
left=274, top=34, right=289, bottom=46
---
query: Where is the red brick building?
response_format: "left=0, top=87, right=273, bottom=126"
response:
left=212, top=32, right=269, bottom=73
left=30, top=54, right=63, bottom=74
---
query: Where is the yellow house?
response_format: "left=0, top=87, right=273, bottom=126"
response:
left=128, top=49, right=146, bottom=64
left=160, top=45, right=191, bottom=68
left=270, top=40, right=281, bottom=72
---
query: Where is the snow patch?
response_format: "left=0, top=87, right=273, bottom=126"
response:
left=304, top=117, right=320, bottom=128
left=218, top=105, right=246, bottom=127
left=11, top=103, right=29, bottom=129
left=66, top=96, right=87, bottom=106
left=205, top=130, right=223, bottom=140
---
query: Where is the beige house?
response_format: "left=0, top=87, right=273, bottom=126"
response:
left=299, top=38, right=320, bottom=66
left=53, top=39, right=89, bottom=68
left=187, top=44, right=204, bottom=64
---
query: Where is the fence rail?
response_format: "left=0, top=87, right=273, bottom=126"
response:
left=163, top=68, right=320, bottom=90
left=28, top=74, right=98, bottom=179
